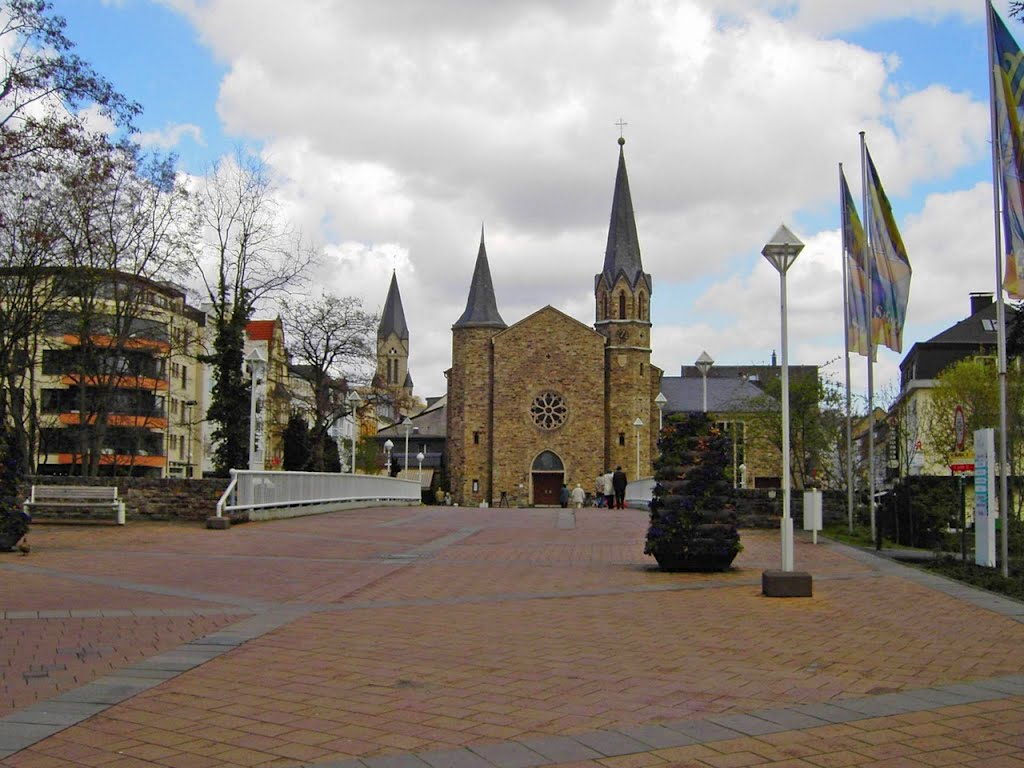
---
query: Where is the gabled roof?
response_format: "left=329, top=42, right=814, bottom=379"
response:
left=660, top=375, right=775, bottom=414
left=921, top=300, right=997, bottom=345
left=245, top=319, right=278, bottom=342
left=596, top=138, right=651, bottom=294
left=453, top=229, right=506, bottom=329
left=493, top=304, right=604, bottom=341
left=377, top=270, right=409, bottom=340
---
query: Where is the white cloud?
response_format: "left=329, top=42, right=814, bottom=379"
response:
left=136, top=122, right=205, bottom=150
left=165, top=0, right=998, bottom=398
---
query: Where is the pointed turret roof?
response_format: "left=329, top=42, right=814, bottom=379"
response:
left=453, top=229, right=506, bottom=329
left=377, top=270, right=409, bottom=340
left=599, top=138, right=651, bottom=292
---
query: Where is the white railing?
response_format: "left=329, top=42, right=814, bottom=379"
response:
left=215, top=469, right=420, bottom=520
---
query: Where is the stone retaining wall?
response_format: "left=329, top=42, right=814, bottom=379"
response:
left=21, top=476, right=231, bottom=523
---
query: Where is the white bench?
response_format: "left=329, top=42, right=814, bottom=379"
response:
left=24, top=485, right=126, bottom=525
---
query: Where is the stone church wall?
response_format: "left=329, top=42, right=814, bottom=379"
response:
left=492, top=308, right=606, bottom=506
left=447, top=327, right=499, bottom=505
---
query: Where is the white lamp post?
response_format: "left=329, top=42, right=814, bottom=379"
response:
left=655, top=391, right=667, bottom=431
left=401, top=416, right=413, bottom=473
left=417, top=451, right=424, bottom=485
left=244, top=348, right=267, bottom=471
left=762, top=224, right=804, bottom=572
left=633, top=417, right=644, bottom=480
left=695, top=351, right=714, bottom=413
left=384, top=438, right=394, bottom=475
left=347, top=390, right=362, bottom=474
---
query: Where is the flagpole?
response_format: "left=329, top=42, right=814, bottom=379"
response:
left=840, top=163, right=855, bottom=534
left=860, top=131, right=877, bottom=545
left=986, top=0, right=1011, bottom=577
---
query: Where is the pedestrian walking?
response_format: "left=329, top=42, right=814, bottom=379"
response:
left=612, top=466, right=628, bottom=509
left=571, top=483, right=585, bottom=509
left=559, top=484, right=570, bottom=508
left=602, top=470, right=615, bottom=508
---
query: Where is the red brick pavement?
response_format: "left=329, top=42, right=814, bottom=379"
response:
left=1, top=508, right=1023, bottom=767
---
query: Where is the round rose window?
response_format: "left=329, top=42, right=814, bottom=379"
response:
left=530, top=391, right=567, bottom=430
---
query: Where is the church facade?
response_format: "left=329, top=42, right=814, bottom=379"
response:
left=446, top=139, right=663, bottom=506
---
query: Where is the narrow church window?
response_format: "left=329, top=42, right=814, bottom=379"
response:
left=473, top=431, right=480, bottom=445
left=618, top=432, right=625, bottom=446
left=603, top=293, right=609, bottom=320
left=638, top=294, right=646, bottom=319
left=472, top=479, right=479, bottom=493
left=640, top=363, right=645, bottom=376
left=619, top=293, right=626, bottom=319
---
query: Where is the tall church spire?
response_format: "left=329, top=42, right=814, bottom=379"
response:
left=600, top=138, right=651, bottom=292
left=453, top=228, right=506, bottom=329
left=377, top=270, right=409, bottom=340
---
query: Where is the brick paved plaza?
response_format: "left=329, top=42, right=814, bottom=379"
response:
left=1, top=506, right=1023, bottom=767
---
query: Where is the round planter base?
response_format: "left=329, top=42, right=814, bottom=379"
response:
left=653, top=550, right=738, bottom=572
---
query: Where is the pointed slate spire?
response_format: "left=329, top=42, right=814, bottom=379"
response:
left=453, top=228, right=506, bottom=329
left=600, top=138, right=650, bottom=291
left=377, top=270, right=409, bottom=340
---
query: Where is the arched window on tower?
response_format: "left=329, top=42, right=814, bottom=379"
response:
left=638, top=293, right=646, bottom=320
left=619, top=293, right=626, bottom=320
left=602, top=293, right=609, bottom=320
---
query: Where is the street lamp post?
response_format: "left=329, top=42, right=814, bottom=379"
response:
left=244, top=348, right=267, bottom=471
left=402, top=417, right=413, bottom=473
left=184, top=399, right=197, bottom=478
left=347, top=390, right=362, bottom=473
left=417, top=451, right=424, bottom=485
left=384, top=439, right=394, bottom=476
left=655, top=391, right=667, bottom=431
left=695, top=351, right=714, bottom=413
left=633, top=417, right=644, bottom=480
left=762, top=224, right=804, bottom=573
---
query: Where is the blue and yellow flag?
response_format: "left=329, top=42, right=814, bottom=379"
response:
left=990, top=3, right=1024, bottom=299
left=864, top=146, right=912, bottom=355
left=841, top=167, right=872, bottom=358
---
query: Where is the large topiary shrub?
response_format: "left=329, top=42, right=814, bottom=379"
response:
left=644, top=412, right=741, bottom=571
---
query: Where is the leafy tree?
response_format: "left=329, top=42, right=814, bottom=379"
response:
left=280, top=293, right=377, bottom=472
left=281, top=413, right=310, bottom=471
left=192, top=151, right=314, bottom=474
left=744, top=370, right=845, bottom=490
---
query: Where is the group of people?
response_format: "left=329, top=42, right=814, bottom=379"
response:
left=560, top=467, right=629, bottom=509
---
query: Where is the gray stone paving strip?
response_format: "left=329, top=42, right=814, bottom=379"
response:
left=0, top=605, right=319, bottom=759
left=555, top=510, right=575, bottom=530
left=398, top=527, right=483, bottom=558
left=828, top=540, right=1024, bottom=622
left=2, top=607, right=255, bottom=620
left=298, top=678, right=1024, bottom=768
left=0, top=562, right=272, bottom=610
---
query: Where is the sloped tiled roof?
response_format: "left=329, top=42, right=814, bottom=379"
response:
left=660, top=376, right=775, bottom=414
left=246, top=319, right=277, bottom=342
left=453, top=230, right=506, bottom=329
left=597, top=138, right=651, bottom=294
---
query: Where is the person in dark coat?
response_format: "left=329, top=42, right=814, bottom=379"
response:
left=612, top=466, right=628, bottom=509
left=559, top=484, right=570, bottom=508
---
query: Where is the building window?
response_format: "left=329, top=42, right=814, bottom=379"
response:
left=530, top=391, right=568, bottom=430
left=619, top=293, right=626, bottom=319
left=473, top=431, right=480, bottom=445
left=618, top=432, right=625, bottom=446
left=640, top=363, right=645, bottom=376
left=472, top=479, right=479, bottom=493
left=638, top=293, right=645, bottom=320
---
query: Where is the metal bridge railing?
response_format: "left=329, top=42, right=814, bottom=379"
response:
left=215, top=469, right=420, bottom=520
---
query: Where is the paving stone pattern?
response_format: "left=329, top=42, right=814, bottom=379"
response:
left=0, top=507, right=1023, bottom=767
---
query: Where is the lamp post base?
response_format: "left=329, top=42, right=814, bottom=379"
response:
left=762, top=569, right=813, bottom=598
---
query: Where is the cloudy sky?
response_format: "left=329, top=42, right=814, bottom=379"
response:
left=54, top=0, right=1011, bottom=403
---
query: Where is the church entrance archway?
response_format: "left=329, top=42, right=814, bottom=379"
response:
left=531, top=450, right=564, bottom=506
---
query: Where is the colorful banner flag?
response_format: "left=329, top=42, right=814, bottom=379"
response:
left=990, top=3, right=1024, bottom=299
left=864, top=146, right=912, bottom=354
left=840, top=167, right=872, bottom=358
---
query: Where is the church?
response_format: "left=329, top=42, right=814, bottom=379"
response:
left=446, top=138, right=663, bottom=506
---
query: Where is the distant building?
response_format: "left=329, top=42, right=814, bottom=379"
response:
left=445, top=139, right=662, bottom=506
left=6, top=268, right=208, bottom=477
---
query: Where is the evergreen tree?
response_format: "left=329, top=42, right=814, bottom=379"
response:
left=281, top=413, right=311, bottom=471
left=204, top=301, right=251, bottom=475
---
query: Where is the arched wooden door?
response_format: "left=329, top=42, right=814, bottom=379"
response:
left=531, top=450, right=564, bottom=506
